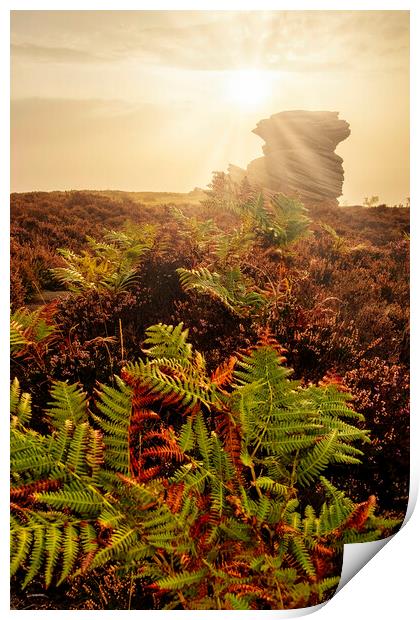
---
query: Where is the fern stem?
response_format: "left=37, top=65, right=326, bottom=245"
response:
left=250, top=375, right=274, bottom=459
left=290, top=450, right=300, bottom=488
left=97, top=295, right=114, bottom=383
left=249, top=462, right=263, bottom=499
left=276, top=579, right=285, bottom=609
left=128, top=570, right=134, bottom=610
left=154, top=551, right=189, bottom=609
left=119, top=318, right=124, bottom=362
left=177, top=590, right=188, bottom=609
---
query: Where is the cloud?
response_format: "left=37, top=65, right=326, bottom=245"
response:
left=11, top=43, right=107, bottom=64
left=11, top=10, right=409, bottom=73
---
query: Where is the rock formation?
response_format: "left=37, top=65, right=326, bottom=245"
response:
left=230, top=111, right=350, bottom=206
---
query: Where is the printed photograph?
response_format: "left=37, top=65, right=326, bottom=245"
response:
left=10, top=9, right=409, bottom=610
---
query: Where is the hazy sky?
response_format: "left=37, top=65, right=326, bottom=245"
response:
left=11, top=10, right=409, bottom=205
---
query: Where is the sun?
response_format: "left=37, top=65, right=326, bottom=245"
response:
left=225, top=70, right=271, bottom=107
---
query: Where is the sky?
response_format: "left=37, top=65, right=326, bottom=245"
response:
left=10, top=10, right=410, bottom=205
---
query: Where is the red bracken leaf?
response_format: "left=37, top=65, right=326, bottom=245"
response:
left=345, top=495, right=376, bottom=531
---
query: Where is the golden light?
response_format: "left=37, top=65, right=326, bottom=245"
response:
left=225, top=70, right=271, bottom=107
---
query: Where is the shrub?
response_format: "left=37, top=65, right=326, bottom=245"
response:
left=339, top=358, right=409, bottom=511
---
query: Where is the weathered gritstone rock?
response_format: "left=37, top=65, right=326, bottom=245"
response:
left=230, top=111, right=350, bottom=206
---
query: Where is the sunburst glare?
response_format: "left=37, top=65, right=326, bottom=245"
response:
left=225, top=69, right=272, bottom=107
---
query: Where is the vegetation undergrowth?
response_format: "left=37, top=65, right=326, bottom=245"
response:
left=10, top=177, right=409, bottom=609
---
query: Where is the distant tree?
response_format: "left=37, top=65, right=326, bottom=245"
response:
left=363, top=196, right=380, bottom=208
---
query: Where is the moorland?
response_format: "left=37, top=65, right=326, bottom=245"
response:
left=10, top=178, right=409, bottom=609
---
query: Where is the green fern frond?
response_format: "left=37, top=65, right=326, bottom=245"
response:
left=11, top=307, right=56, bottom=355
left=213, top=226, right=255, bottom=263
left=49, top=419, right=74, bottom=465
left=289, top=537, right=316, bottom=578
left=319, top=476, right=350, bottom=505
left=224, top=593, right=252, bottom=610
left=57, top=524, right=79, bottom=585
left=11, top=428, right=53, bottom=477
left=44, top=524, right=63, bottom=587
left=51, top=224, right=155, bottom=294
left=79, top=522, right=99, bottom=554
left=12, top=517, right=97, bottom=589
left=243, top=193, right=271, bottom=230
left=93, top=378, right=133, bottom=474
left=89, top=524, right=139, bottom=569
left=10, top=527, right=32, bottom=577
left=177, top=267, right=266, bottom=318
left=142, top=322, right=192, bottom=361
left=46, top=381, right=89, bottom=429
left=35, top=488, right=103, bottom=515
left=255, top=477, right=290, bottom=497
left=10, top=318, right=31, bottom=352
left=340, top=530, right=383, bottom=544
left=156, top=569, right=208, bottom=590
left=269, top=194, right=311, bottom=246
left=297, top=431, right=338, bottom=486
left=100, top=268, right=140, bottom=292
left=10, top=378, right=32, bottom=427
left=194, top=411, right=212, bottom=468
left=50, top=264, right=94, bottom=293
left=179, top=417, right=195, bottom=452
left=65, top=423, right=91, bottom=476
left=124, top=358, right=215, bottom=412
left=85, top=429, right=104, bottom=482
left=316, top=576, right=340, bottom=598
left=21, top=526, right=45, bottom=589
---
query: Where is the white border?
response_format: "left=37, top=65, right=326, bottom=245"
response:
left=2, top=2, right=418, bottom=618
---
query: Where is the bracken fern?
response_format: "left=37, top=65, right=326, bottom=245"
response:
left=10, top=325, right=400, bottom=609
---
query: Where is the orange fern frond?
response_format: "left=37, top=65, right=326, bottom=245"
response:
left=138, top=464, right=163, bottom=482
left=215, top=411, right=243, bottom=477
left=211, top=356, right=237, bottom=388
left=226, top=494, right=251, bottom=522
left=195, top=491, right=211, bottom=513
left=133, top=425, right=185, bottom=482
left=313, top=542, right=335, bottom=558
left=313, top=555, right=334, bottom=580
left=165, top=482, right=185, bottom=514
left=132, top=408, right=160, bottom=423
left=128, top=407, right=160, bottom=479
left=257, top=327, right=288, bottom=358
left=345, top=496, right=376, bottom=531
left=318, top=371, right=349, bottom=392
left=79, top=550, right=99, bottom=574
left=10, top=479, right=61, bottom=502
left=141, top=446, right=185, bottom=463
left=190, top=513, right=213, bottom=541
left=221, top=560, right=250, bottom=579
left=140, top=428, right=174, bottom=443
left=226, top=583, right=266, bottom=598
